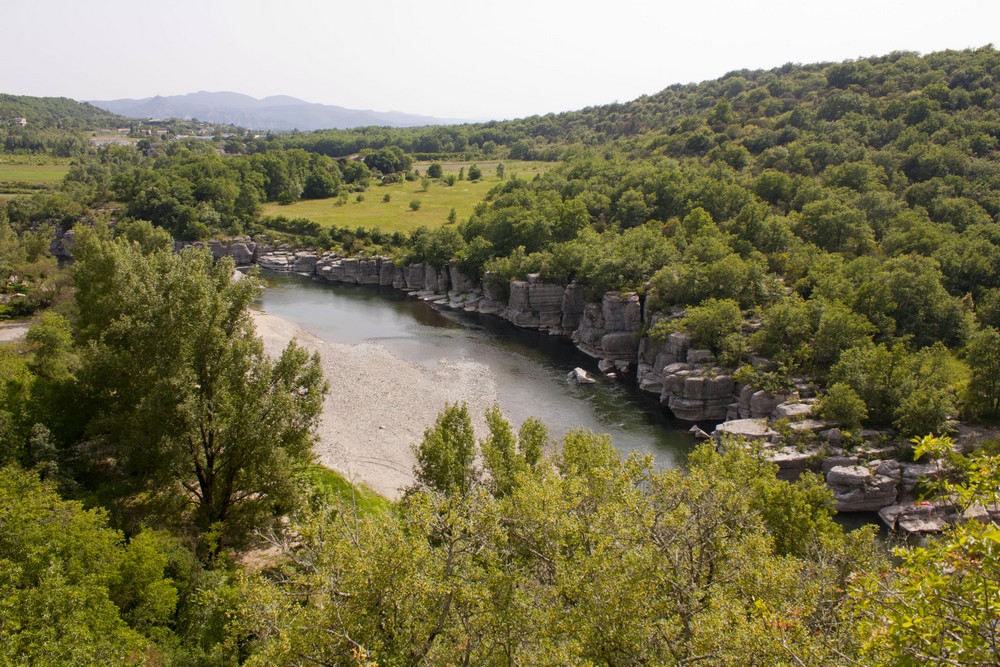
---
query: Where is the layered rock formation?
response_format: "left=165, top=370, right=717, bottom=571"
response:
left=240, top=246, right=963, bottom=519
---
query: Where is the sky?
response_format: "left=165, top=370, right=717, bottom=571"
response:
left=3, top=0, right=999, bottom=121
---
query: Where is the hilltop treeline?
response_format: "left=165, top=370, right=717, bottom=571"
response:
left=0, top=94, right=128, bottom=155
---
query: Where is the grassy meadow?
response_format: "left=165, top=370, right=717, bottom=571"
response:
left=262, top=160, right=555, bottom=234
left=0, top=157, right=72, bottom=195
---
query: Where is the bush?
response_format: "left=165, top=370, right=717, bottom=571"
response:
left=816, top=383, right=867, bottom=431
left=671, top=298, right=743, bottom=353
left=409, top=199, right=422, bottom=211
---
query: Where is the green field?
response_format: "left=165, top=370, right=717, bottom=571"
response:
left=262, top=160, right=555, bottom=233
left=0, top=158, right=72, bottom=195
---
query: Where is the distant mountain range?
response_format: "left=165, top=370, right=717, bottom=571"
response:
left=88, top=91, right=467, bottom=131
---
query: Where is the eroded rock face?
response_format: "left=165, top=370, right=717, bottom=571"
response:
left=664, top=370, right=735, bottom=421
left=208, top=238, right=256, bottom=265
left=448, top=261, right=476, bottom=293
left=561, top=283, right=585, bottom=332
left=573, top=292, right=642, bottom=365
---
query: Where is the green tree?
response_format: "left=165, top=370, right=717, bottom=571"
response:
left=816, top=382, right=868, bottom=431
left=467, top=163, right=482, bottom=180
left=72, top=234, right=327, bottom=550
left=413, top=402, right=477, bottom=495
left=964, top=326, right=1000, bottom=419
left=0, top=465, right=176, bottom=665
left=426, top=162, right=443, bottom=178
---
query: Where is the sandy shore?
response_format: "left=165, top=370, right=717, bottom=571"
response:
left=251, top=309, right=500, bottom=500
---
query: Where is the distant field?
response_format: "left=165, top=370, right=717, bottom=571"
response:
left=0, top=159, right=72, bottom=195
left=262, top=160, right=555, bottom=233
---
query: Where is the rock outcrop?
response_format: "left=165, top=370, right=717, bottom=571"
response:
left=826, top=463, right=898, bottom=511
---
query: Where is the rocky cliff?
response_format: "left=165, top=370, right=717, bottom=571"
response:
left=246, top=245, right=974, bottom=525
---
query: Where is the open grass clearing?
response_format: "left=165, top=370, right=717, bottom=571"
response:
left=0, top=159, right=72, bottom=186
left=262, top=160, right=556, bottom=234
left=307, top=464, right=390, bottom=514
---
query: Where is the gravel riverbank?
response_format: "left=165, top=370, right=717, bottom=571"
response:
left=251, top=309, right=499, bottom=500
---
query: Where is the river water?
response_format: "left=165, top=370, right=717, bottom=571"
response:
left=256, top=272, right=696, bottom=469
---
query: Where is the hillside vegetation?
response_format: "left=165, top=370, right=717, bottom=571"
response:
left=2, top=46, right=1000, bottom=665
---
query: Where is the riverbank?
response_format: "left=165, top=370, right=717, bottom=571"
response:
left=251, top=308, right=500, bottom=500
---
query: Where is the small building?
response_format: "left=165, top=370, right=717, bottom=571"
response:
left=13, top=117, right=27, bottom=126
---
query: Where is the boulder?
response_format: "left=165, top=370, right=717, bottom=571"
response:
left=712, top=419, right=777, bottom=442
left=822, top=455, right=860, bottom=474
left=900, top=461, right=945, bottom=495
left=749, top=391, right=786, bottom=419
left=402, top=263, right=425, bottom=291
left=690, top=425, right=711, bottom=440
left=879, top=503, right=949, bottom=535
left=529, top=283, right=565, bottom=330
left=827, top=465, right=897, bottom=511
left=258, top=252, right=292, bottom=271
left=601, top=331, right=639, bottom=360
left=686, top=349, right=716, bottom=365
left=662, top=368, right=736, bottom=422
left=771, top=402, right=814, bottom=421
left=766, top=446, right=818, bottom=480
left=786, top=418, right=827, bottom=434
left=293, top=251, right=318, bottom=273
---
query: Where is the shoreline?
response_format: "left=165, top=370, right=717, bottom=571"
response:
left=250, top=308, right=500, bottom=500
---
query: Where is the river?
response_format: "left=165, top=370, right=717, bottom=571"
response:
left=256, top=271, right=696, bottom=469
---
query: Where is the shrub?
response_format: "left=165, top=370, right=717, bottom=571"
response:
left=409, top=199, right=422, bottom=211
left=816, top=383, right=867, bottom=431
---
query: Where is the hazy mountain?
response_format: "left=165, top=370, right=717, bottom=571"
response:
left=88, top=91, right=466, bottom=131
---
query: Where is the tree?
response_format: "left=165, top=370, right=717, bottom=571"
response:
left=363, top=146, right=412, bottom=175
left=409, top=199, right=422, bottom=211
left=795, top=198, right=873, bottom=255
left=426, top=162, right=443, bottom=178
left=413, top=402, right=476, bottom=495
left=0, top=465, right=176, bottom=665
left=467, top=164, right=482, bottom=180
left=964, top=326, right=1000, bottom=419
left=816, top=382, right=868, bottom=431
left=72, top=233, right=327, bottom=550
left=420, top=176, right=430, bottom=192
left=496, top=163, right=505, bottom=179
left=446, top=207, right=456, bottom=224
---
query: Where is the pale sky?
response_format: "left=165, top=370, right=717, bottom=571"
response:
left=4, top=0, right=998, bottom=121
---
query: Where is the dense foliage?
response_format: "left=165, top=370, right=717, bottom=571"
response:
left=3, top=46, right=1000, bottom=664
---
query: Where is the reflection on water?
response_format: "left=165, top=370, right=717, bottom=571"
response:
left=255, top=271, right=695, bottom=469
